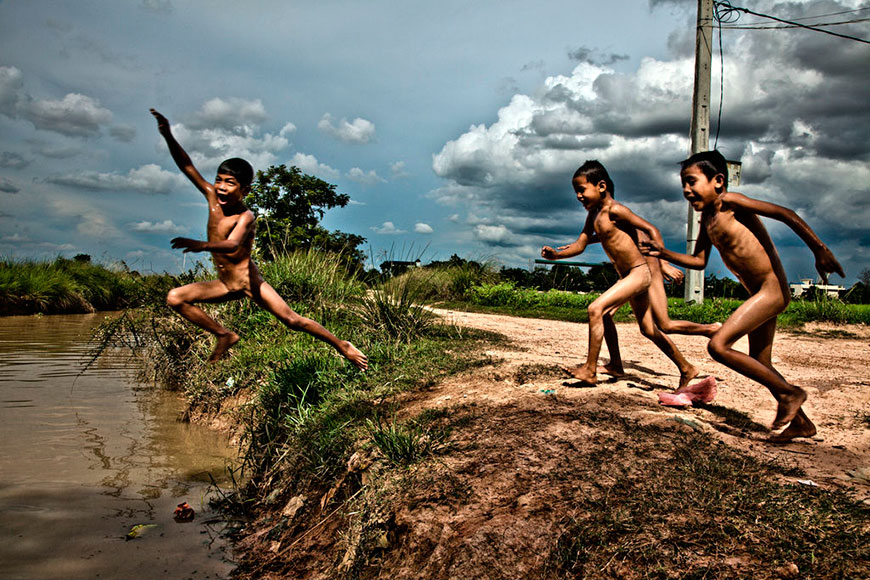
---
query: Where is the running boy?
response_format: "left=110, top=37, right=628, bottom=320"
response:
left=150, top=109, right=367, bottom=370
left=541, top=160, right=700, bottom=389
left=641, top=150, right=843, bottom=441
left=598, top=253, right=720, bottom=380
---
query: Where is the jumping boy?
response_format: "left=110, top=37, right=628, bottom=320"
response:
left=541, top=160, right=701, bottom=390
left=150, top=108, right=367, bottom=370
left=641, top=150, right=843, bottom=441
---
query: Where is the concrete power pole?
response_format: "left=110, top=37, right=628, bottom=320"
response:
left=685, top=0, right=714, bottom=304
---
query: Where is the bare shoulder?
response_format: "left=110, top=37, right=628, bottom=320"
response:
left=608, top=200, right=639, bottom=221
left=719, top=191, right=751, bottom=208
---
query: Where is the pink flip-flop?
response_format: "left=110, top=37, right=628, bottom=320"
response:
left=659, top=376, right=717, bottom=406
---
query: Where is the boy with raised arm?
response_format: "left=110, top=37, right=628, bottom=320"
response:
left=150, top=108, right=367, bottom=370
left=642, top=150, right=843, bottom=441
left=541, top=160, right=701, bottom=390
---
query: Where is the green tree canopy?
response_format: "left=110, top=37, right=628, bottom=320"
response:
left=245, top=164, right=366, bottom=266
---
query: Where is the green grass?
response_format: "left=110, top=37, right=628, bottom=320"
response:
left=383, top=260, right=500, bottom=303
left=779, top=296, right=870, bottom=326
left=95, top=249, right=499, bottom=497
left=0, top=256, right=175, bottom=315
left=450, top=282, right=870, bottom=327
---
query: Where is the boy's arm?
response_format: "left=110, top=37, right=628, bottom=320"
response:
left=171, top=212, right=255, bottom=254
left=722, top=192, right=844, bottom=282
left=150, top=109, right=213, bottom=198
left=541, top=213, right=597, bottom=259
left=640, top=222, right=711, bottom=270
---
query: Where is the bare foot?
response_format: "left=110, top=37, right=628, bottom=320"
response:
left=341, top=341, right=368, bottom=371
left=676, top=365, right=700, bottom=391
left=598, top=362, right=626, bottom=378
left=703, top=321, right=723, bottom=338
left=769, top=408, right=817, bottom=443
left=771, top=388, right=808, bottom=430
left=208, top=332, right=240, bottom=362
left=560, top=365, right=597, bottom=385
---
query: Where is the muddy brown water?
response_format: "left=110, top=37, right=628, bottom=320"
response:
left=0, top=313, right=237, bottom=580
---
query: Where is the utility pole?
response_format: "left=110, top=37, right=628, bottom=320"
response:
left=685, top=0, right=714, bottom=304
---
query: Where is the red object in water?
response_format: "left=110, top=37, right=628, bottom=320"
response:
left=173, top=502, right=195, bottom=522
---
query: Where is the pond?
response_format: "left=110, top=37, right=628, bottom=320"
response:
left=0, top=313, right=237, bottom=580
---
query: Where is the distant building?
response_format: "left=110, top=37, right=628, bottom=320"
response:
left=380, top=259, right=422, bottom=277
left=789, top=278, right=845, bottom=299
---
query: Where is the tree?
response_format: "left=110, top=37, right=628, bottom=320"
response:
left=245, top=164, right=366, bottom=266
left=858, top=268, right=870, bottom=286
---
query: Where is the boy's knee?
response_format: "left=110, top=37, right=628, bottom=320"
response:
left=656, top=319, right=675, bottom=333
left=638, top=323, right=657, bottom=340
left=166, top=288, right=185, bottom=309
left=707, top=339, right=727, bottom=363
left=283, top=312, right=307, bottom=330
left=587, top=303, right=604, bottom=321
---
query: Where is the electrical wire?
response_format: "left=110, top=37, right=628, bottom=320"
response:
left=710, top=1, right=870, bottom=148
left=713, top=0, right=870, bottom=44
left=722, top=16, right=870, bottom=31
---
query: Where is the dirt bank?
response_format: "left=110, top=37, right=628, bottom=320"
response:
left=233, top=309, right=869, bottom=579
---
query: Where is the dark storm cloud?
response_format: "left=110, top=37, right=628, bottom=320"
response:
left=568, top=46, right=629, bottom=66
left=432, top=0, right=870, bottom=280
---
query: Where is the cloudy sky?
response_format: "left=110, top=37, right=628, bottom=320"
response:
left=1, top=0, right=868, bottom=284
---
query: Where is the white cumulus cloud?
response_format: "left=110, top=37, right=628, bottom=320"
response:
left=129, top=219, right=186, bottom=234
left=318, top=113, right=376, bottom=144
left=371, top=221, right=406, bottom=235
left=46, top=164, right=184, bottom=194
left=289, top=152, right=340, bottom=181
left=347, top=167, right=385, bottom=185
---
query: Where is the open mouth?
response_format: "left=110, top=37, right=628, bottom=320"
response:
left=217, top=192, right=230, bottom=204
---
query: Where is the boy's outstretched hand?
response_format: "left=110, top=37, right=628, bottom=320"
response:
left=150, top=108, right=171, bottom=136
left=815, top=246, right=845, bottom=284
left=660, top=261, right=684, bottom=284
left=171, top=237, right=206, bottom=253
left=541, top=246, right=559, bottom=260
left=639, top=239, right=662, bottom=257
left=541, top=244, right=571, bottom=260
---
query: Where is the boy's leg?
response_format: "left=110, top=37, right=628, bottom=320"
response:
left=747, top=318, right=816, bottom=441
left=707, top=287, right=807, bottom=430
left=647, top=258, right=720, bottom=337
left=600, top=314, right=626, bottom=377
left=628, top=292, right=699, bottom=390
left=562, top=266, right=649, bottom=383
left=166, top=280, right=240, bottom=361
left=250, top=280, right=368, bottom=371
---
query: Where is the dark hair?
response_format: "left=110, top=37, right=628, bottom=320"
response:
left=573, top=160, right=615, bottom=197
left=680, top=150, right=728, bottom=190
left=217, top=158, right=254, bottom=188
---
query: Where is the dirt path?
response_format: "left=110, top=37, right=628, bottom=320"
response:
left=427, top=308, right=870, bottom=496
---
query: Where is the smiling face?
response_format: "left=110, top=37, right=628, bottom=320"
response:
left=214, top=173, right=248, bottom=208
left=680, top=165, right=724, bottom=211
left=572, top=175, right=607, bottom=210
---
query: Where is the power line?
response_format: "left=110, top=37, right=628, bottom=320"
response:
left=714, top=1, right=870, bottom=45
left=722, top=16, right=870, bottom=31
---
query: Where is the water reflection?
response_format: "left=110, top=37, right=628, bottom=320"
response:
left=0, top=313, right=237, bottom=580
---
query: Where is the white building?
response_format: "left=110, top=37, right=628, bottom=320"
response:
left=789, top=278, right=845, bottom=299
